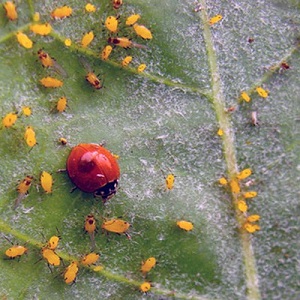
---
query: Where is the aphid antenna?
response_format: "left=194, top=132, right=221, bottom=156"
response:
left=3, top=235, right=13, bottom=245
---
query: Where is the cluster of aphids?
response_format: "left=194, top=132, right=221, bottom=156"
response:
left=3, top=210, right=193, bottom=290
left=1, top=0, right=153, bottom=146
left=3, top=217, right=101, bottom=286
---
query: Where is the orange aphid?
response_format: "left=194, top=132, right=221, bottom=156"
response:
left=16, top=32, right=33, bottom=49
left=4, top=1, right=18, bottom=21
left=40, top=77, right=63, bottom=88
left=30, top=23, right=52, bottom=36
left=51, top=5, right=72, bottom=19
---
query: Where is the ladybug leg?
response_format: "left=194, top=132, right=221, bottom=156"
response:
left=57, top=168, right=66, bottom=173
left=70, top=186, right=77, bottom=193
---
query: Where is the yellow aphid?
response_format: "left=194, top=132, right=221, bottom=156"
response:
left=244, top=222, right=260, bottom=233
left=51, top=5, right=72, bottom=19
left=33, top=12, right=40, bottom=22
left=24, top=126, right=37, bottom=147
left=112, top=153, right=119, bottom=159
left=217, top=128, right=224, bottom=136
left=243, top=191, right=257, bottom=199
left=133, top=24, right=153, bottom=39
left=86, top=72, right=102, bottom=89
left=58, top=137, right=67, bottom=145
left=121, top=56, right=133, bottom=67
left=126, top=14, right=141, bottom=26
left=16, top=32, right=33, bottom=49
left=56, top=97, right=67, bottom=113
left=112, top=0, right=122, bottom=9
left=2, top=112, right=17, bottom=128
left=30, top=23, right=52, bottom=35
left=14, top=175, right=33, bottom=208
left=22, top=106, right=31, bottom=116
left=241, top=91, right=251, bottom=102
left=40, top=171, right=53, bottom=194
left=47, top=236, right=60, bottom=250
left=218, top=177, right=228, bottom=185
left=64, top=261, right=79, bottom=285
left=92, top=265, right=103, bottom=272
left=237, top=200, right=248, bottom=213
left=237, top=168, right=252, bottom=180
left=4, top=1, right=18, bottom=21
left=17, top=175, right=33, bottom=195
left=37, top=49, right=54, bottom=68
left=230, top=179, right=240, bottom=194
left=64, top=38, right=72, bottom=47
left=101, top=219, right=131, bottom=238
left=85, top=3, right=96, bottom=13
left=209, top=14, right=223, bottom=25
left=105, top=16, right=119, bottom=33
left=141, top=257, right=156, bottom=275
left=5, top=245, right=27, bottom=259
left=42, top=248, right=60, bottom=266
left=247, top=215, right=260, bottom=222
left=140, top=282, right=151, bottom=293
left=101, top=45, right=113, bottom=60
left=108, top=37, right=135, bottom=49
left=81, top=253, right=100, bottom=266
left=165, top=173, right=175, bottom=190
left=137, top=64, right=146, bottom=72
left=256, top=87, right=268, bottom=98
left=84, top=214, right=97, bottom=234
left=81, top=31, right=94, bottom=48
left=176, top=220, right=194, bottom=231
left=40, top=77, right=63, bottom=88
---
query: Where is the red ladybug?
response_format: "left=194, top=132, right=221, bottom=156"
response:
left=66, top=143, right=120, bottom=201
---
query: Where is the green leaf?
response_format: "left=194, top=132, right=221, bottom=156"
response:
left=0, top=0, right=299, bottom=299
